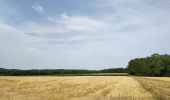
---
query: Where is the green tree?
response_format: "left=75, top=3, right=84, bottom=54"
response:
left=149, top=55, right=164, bottom=76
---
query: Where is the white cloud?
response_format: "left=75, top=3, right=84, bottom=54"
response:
left=48, top=13, right=109, bottom=32
left=32, top=3, right=44, bottom=14
left=64, top=16, right=108, bottom=32
left=21, top=22, right=67, bottom=33
left=60, top=12, right=69, bottom=19
left=0, top=22, right=19, bottom=33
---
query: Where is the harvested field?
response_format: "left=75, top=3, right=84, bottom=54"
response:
left=134, top=77, right=170, bottom=100
left=0, top=76, right=168, bottom=100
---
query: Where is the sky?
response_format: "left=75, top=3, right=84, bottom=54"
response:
left=0, top=0, right=170, bottom=70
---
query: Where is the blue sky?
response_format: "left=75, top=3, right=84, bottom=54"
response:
left=0, top=0, right=170, bottom=69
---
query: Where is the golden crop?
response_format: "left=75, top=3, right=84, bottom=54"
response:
left=134, top=77, right=170, bottom=100
left=0, top=76, right=169, bottom=100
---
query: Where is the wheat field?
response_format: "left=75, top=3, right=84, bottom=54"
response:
left=134, top=77, right=170, bottom=100
left=0, top=76, right=169, bottom=100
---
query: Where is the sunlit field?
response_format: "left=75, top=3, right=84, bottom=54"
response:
left=0, top=76, right=169, bottom=100
left=134, top=77, right=170, bottom=100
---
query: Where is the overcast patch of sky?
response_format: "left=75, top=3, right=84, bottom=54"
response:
left=0, top=0, right=170, bottom=69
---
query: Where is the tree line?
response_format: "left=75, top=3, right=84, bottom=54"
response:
left=127, top=54, right=170, bottom=76
left=0, top=68, right=126, bottom=76
left=0, top=53, right=170, bottom=76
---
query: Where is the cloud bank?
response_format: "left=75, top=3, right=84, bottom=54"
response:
left=0, top=0, right=170, bottom=69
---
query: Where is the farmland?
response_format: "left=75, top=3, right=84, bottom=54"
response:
left=134, top=77, right=170, bottom=100
left=0, top=76, right=169, bottom=100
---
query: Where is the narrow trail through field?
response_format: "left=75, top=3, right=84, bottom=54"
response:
left=76, top=77, right=156, bottom=100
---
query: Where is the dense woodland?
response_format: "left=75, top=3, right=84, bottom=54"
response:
left=128, top=54, right=170, bottom=76
left=0, top=54, right=170, bottom=76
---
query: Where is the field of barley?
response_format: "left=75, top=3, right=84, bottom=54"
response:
left=0, top=76, right=169, bottom=100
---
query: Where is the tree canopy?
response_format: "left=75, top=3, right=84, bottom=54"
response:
left=127, top=54, right=170, bottom=76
